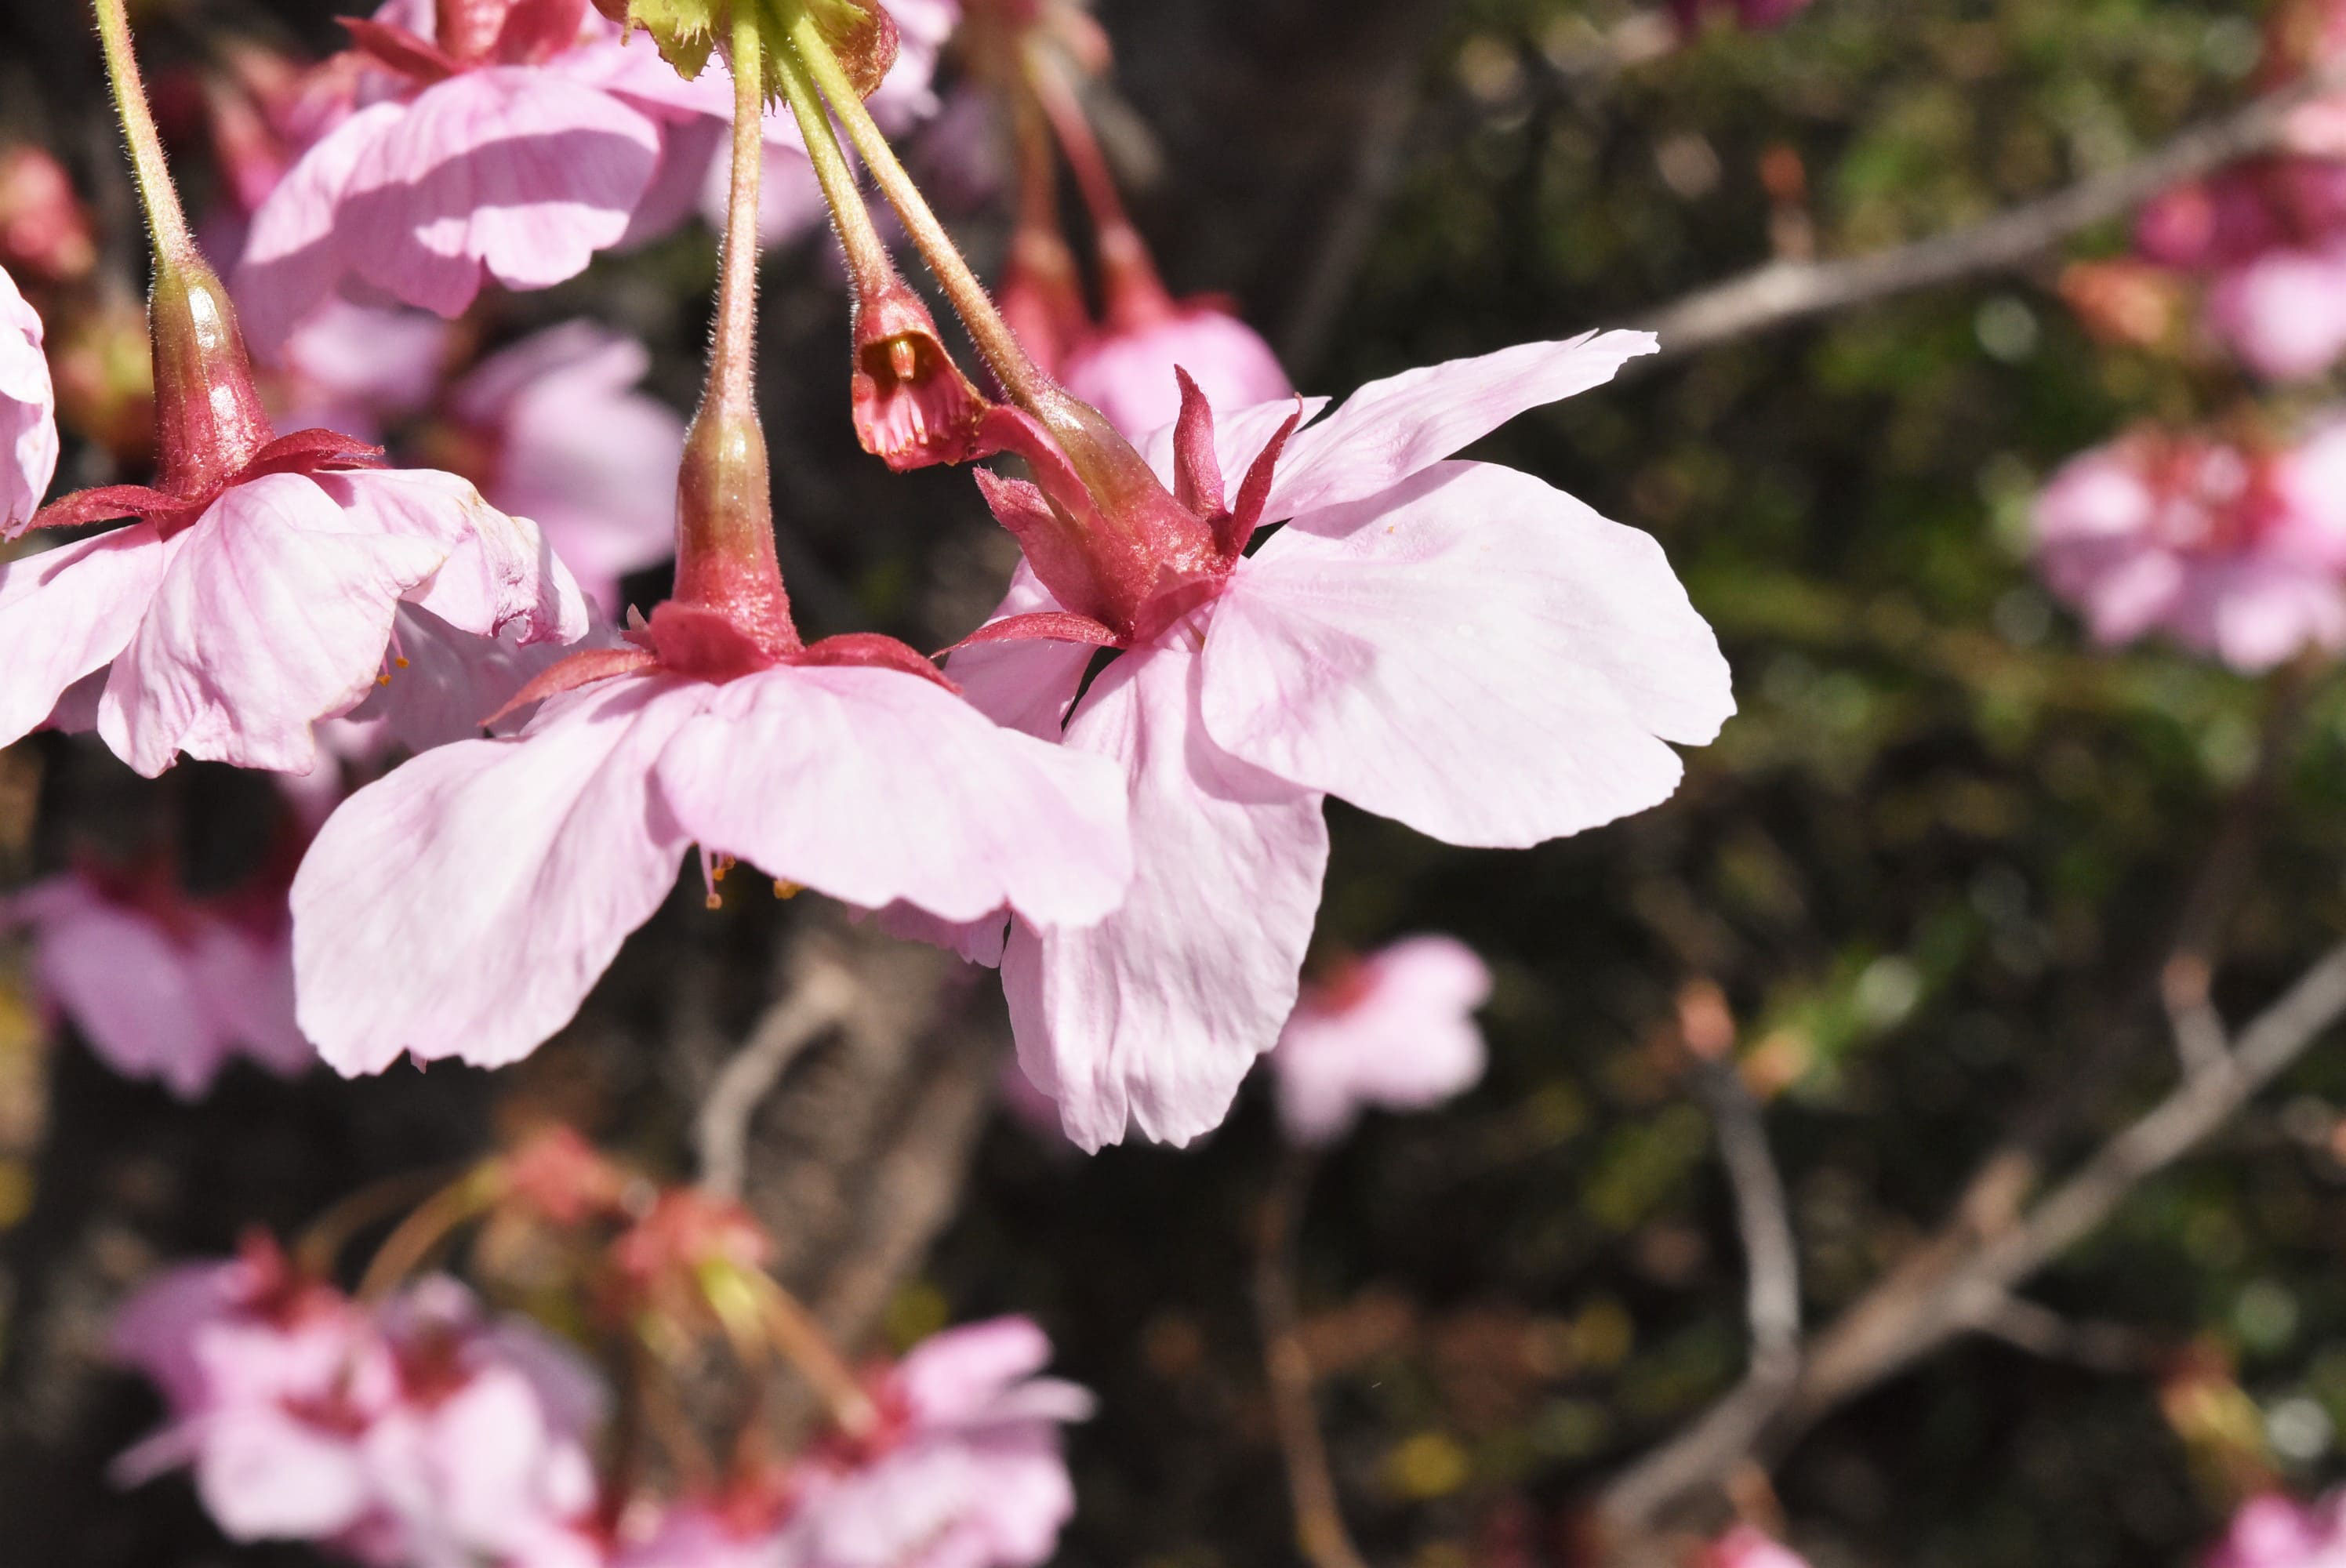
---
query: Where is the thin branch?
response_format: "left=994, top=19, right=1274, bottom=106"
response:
left=693, top=962, right=860, bottom=1201
left=1968, top=1294, right=2157, bottom=1377
left=1631, top=65, right=2346, bottom=362
left=1255, top=1147, right=1372, bottom=1568
left=1695, top=1056, right=1801, bottom=1364
left=1597, top=940, right=2346, bottom=1539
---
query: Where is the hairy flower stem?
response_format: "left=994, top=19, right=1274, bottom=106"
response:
left=91, top=0, right=194, bottom=269
left=770, top=40, right=896, bottom=303
left=787, top=10, right=1053, bottom=410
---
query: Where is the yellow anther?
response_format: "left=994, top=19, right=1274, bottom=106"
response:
left=394, top=656, right=410, bottom=670
left=772, top=880, right=802, bottom=900
left=888, top=337, right=919, bottom=382
left=705, top=891, right=724, bottom=911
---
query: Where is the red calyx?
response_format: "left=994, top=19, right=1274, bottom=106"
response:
left=851, top=275, right=1004, bottom=472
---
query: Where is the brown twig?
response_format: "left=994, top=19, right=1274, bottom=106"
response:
left=693, top=961, right=861, bottom=1202
left=1255, top=1146, right=1372, bottom=1568
left=1630, top=64, right=2346, bottom=362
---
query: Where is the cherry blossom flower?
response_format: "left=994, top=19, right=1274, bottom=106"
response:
left=2033, top=421, right=2346, bottom=670
left=114, top=1246, right=605, bottom=1565
left=2136, top=159, right=2346, bottom=379
left=1269, top=935, right=1491, bottom=1145
left=1705, top=1525, right=1812, bottom=1568
left=4, top=14, right=588, bottom=778
left=783, top=1317, right=1091, bottom=1568
left=1, top=261, right=57, bottom=529
left=289, top=37, right=1131, bottom=1078
left=2206, top=1493, right=2346, bottom=1568
left=951, top=335, right=1732, bottom=1149
left=442, top=321, right=684, bottom=612
left=1, top=860, right=311, bottom=1098
left=1059, top=303, right=1292, bottom=446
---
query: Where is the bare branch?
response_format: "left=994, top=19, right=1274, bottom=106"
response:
left=1694, top=1055, right=1801, bottom=1364
left=694, top=960, right=860, bottom=1202
left=1632, top=67, right=2346, bottom=362
left=1968, top=1294, right=2156, bottom=1376
left=1255, top=1148, right=1373, bottom=1568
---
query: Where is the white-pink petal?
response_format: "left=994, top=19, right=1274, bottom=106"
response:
left=96, top=474, right=448, bottom=777
left=654, top=662, right=1131, bottom=928
left=1202, top=461, right=1733, bottom=848
left=319, top=466, right=590, bottom=644
left=1272, top=935, right=1491, bottom=1145
left=947, top=560, right=1096, bottom=742
left=0, top=527, right=165, bottom=750
left=235, top=102, right=409, bottom=353
left=1, top=263, right=58, bottom=528
left=1001, top=637, right=1329, bottom=1151
left=1264, top=329, right=1659, bottom=522
left=290, top=677, right=703, bottom=1074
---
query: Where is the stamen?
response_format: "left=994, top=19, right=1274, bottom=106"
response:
left=699, top=847, right=724, bottom=910
left=772, top=880, right=802, bottom=901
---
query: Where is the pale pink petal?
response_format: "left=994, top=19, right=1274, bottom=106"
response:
left=2207, top=248, right=2346, bottom=381
left=1272, top=935, right=1491, bottom=1145
left=185, top=924, right=315, bottom=1080
left=0, top=263, right=57, bottom=528
left=341, top=604, right=593, bottom=752
left=15, top=880, right=238, bottom=1098
left=0, top=526, right=165, bottom=749
left=1000, top=637, right=1328, bottom=1151
left=1060, top=310, right=1294, bottom=443
left=340, top=70, right=661, bottom=318
left=289, top=675, right=703, bottom=1074
left=2176, top=559, right=2346, bottom=672
left=96, top=474, right=448, bottom=776
left=1202, top=462, right=1732, bottom=848
left=1265, top=330, right=1658, bottom=521
left=265, top=300, right=452, bottom=440
left=653, top=662, right=1131, bottom=927
left=1705, top=1525, right=1811, bottom=1568
left=195, top=1406, right=374, bottom=1542
left=897, top=1319, right=1055, bottom=1425
left=318, top=466, right=590, bottom=644
left=453, top=322, right=681, bottom=608
left=234, top=102, right=409, bottom=354
left=946, top=561, right=1095, bottom=741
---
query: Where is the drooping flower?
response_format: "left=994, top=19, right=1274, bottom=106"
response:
left=950, top=336, right=1731, bottom=1149
left=1269, top=935, right=1491, bottom=1146
left=1705, top=1524, right=1813, bottom=1568
left=2033, top=420, right=2346, bottom=671
left=289, top=27, right=1131, bottom=1078
left=438, top=321, right=684, bottom=612
left=2205, top=1493, right=2346, bottom=1568
left=0, top=261, right=57, bottom=529
left=783, top=1317, right=1092, bottom=1568
left=2, top=9, right=588, bottom=776
left=1, top=859, right=311, bottom=1098
left=112, top=1243, right=606, bottom=1565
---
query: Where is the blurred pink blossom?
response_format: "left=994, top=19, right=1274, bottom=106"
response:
left=1705, top=1524, right=1811, bottom=1568
left=956, top=335, right=1732, bottom=1149
left=1270, top=935, right=1491, bottom=1145
left=2206, top=1492, right=2346, bottom=1568
left=2, top=861, right=311, bottom=1098
left=2137, top=159, right=2346, bottom=378
left=1059, top=305, right=1293, bottom=443
left=262, top=299, right=453, bottom=443
left=445, top=321, right=684, bottom=612
left=114, top=1247, right=606, bottom=1566
left=2033, top=421, right=2346, bottom=670
left=783, top=1317, right=1091, bottom=1568
left=0, top=261, right=56, bottom=529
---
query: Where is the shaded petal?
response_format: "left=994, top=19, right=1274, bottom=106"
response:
left=342, top=70, right=661, bottom=317
left=946, top=561, right=1095, bottom=741
left=1201, top=462, right=1732, bottom=848
left=0, top=526, right=165, bottom=749
left=18, top=882, right=238, bottom=1098
left=654, top=663, right=1131, bottom=927
left=319, top=466, right=590, bottom=643
left=1001, top=638, right=1327, bottom=1151
left=1265, top=330, right=1658, bottom=521
left=97, top=474, right=448, bottom=777
left=234, top=103, right=411, bottom=354
left=340, top=603, right=593, bottom=751
left=289, top=675, right=703, bottom=1074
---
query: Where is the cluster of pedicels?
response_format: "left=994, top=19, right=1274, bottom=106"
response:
left=2033, top=0, right=2346, bottom=671
left=111, top=1127, right=1089, bottom=1568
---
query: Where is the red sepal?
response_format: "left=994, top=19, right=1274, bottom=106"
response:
left=495, top=0, right=593, bottom=64
left=244, top=428, right=387, bottom=477
left=940, top=611, right=1124, bottom=657
left=484, top=644, right=660, bottom=727
left=1219, top=399, right=1304, bottom=560
left=797, top=632, right=958, bottom=691
left=1170, top=368, right=1224, bottom=517
left=16, top=483, right=183, bottom=537
left=339, top=17, right=462, bottom=82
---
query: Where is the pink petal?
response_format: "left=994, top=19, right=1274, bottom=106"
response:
left=290, top=675, right=703, bottom=1074
left=1265, top=330, right=1658, bottom=522
left=897, top=1318, right=1055, bottom=1425
left=341, top=70, right=661, bottom=317
left=194, top=1407, right=375, bottom=1542
left=16, top=881, right=239, bottom=1098
left=946, top=561, right=1097, bottom=741
left=0, top=526, right=165, bottom=750
left=1000, top=637, right=1328, bottom=1151
left=1059, top=309, right=1294, bottom=443
left=652, top=662, right=1131, bottom=927
left=187, top=924, right=316, bottom=1080
left=234, top=103, right=412, bottom=354
left=0, top=263, right=57, bottom=529
left=97, top=474, right=449, bottom=777
left=1273, top=935, right=1491, bottom=1145
left=266, top=301, right=452, bottom=441
left=318, top=466, right=590, bottom=644
left=2209, top=248, right=2346, bottom=381
left=336, top=604, right=587, bottom=752
left=1203, top=461, right=1732, bottom=848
